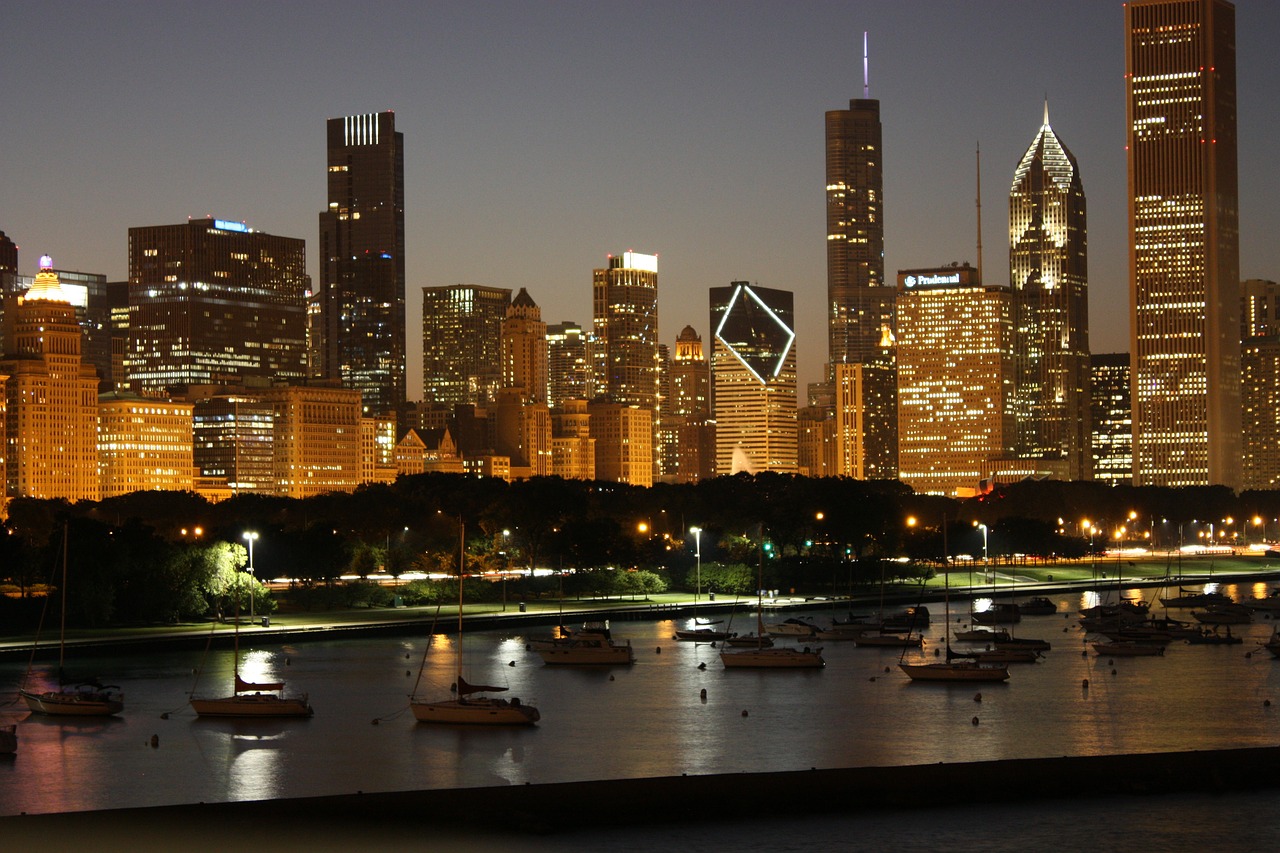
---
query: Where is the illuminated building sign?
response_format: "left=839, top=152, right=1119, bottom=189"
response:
left=898, top=266, right=978, bottom=290
left=214, top=219, right=249, bottom=233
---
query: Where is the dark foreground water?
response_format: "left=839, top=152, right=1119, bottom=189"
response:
left=3, top=584, right=1280, bottom=849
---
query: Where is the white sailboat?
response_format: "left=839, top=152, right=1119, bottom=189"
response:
left=411, top=517, right=540, bottom=725
left=20, top=525, right=124, bottom=717
left=720, top=528, right=824, bottom=669
left=189, top=558, right=312, bottom=718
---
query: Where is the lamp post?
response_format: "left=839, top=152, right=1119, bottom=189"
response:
left=242, top=531, right=259, bottom=622
left=977, top=523, right=989, bottom=575
left=689, top=526, right=702, bottom=606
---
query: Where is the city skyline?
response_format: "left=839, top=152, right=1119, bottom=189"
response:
left=4, top=2, right=1279, bottom=396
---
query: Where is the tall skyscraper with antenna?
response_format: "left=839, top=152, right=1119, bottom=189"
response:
left=826, top=33, right=888, bottom=369
left=825, top=33, right=895, bottom=479
left=1008, top=102, right=1090, bottom=480
left=1126, top=0, right=1239, bottom=488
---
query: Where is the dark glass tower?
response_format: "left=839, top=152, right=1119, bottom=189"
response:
left=1126, top=0, right=1239, bottom=487
left=1009, top=103, right=1090, bottom=480
left=825, top=97, right=887, bottom=370
left=317, top=111, right=406, bottom=416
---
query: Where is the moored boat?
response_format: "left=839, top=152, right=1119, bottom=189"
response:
left=536, top=633, right=634, bottom=665
left=1092, top=640, right=1165, bottom=657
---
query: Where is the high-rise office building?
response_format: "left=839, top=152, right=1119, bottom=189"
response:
left=546, top=321, right=590, bottom=407
left=592, top=252, right=658, bottom=409
left=126, top=218, right=308, bottom=396
left=98, top=394, right=195, bottom=498
left=833, top=359, right=897, bottom=480
left=1009, top=103, right=1090, bottom=479
left=1090, top=353, right=1134, bottom=485
left=316, top=111, right=406, bottom=416
left=710, top=282, right=798, bottom=474
left=1126, top=0, right=1240, bottom=488
left=52, top=267, right=111, bottom=389
left=190, top=392, right=277, bottom=494
left=0, top=257, right=100, bottom=500
left=421, top=284, right=511, bottom=405
left=665, top=325, right=713, bottom=483
left=896, top=265, right=1013, bottom=497
left=0, top=231, right=16, bottom=288
left=501, top=288, right=548, bottom=403
left=1241, top=279, right=1280, bottom=489
left=826, top=91, right=888, bottom=369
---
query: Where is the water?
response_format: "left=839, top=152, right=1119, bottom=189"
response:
left=3, top=585, right=1280, bottom=843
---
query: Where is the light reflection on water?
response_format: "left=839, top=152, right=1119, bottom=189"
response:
left=2, top=585, right=1280, bottom=819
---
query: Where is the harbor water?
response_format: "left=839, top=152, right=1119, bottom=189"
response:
left=3, top=584, right=1280, bottom=847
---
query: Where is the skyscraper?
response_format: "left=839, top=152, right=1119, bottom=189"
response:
left=126, top=218, right=309, bottom=396
left=1126, top=0, right=1239, bottom=488
left=1090, top=353, right=1134, bottom=485
left=546, top=321, right=590, bottom=407
left=316, top=111, right=406, bottom=416
left=1009, top=103, right=1090, bottom=479
left=421, top=284, right=511, bottom=406
left=826, top=83, right=888, bottom=369
left=0, top=256, right=100, bottom=500
left=896, top=265, right=1013, bottom=497
left=1241, top=279, right=1280, bottom=489
left=592, top=251, right=659, bottom=410
left=501, top=288, right=547, bottom=403
left=710, top=282, right=798, bottom=474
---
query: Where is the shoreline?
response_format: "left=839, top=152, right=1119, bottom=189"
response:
left=3, top=745, right=1279, bottom=837
left=3, top=567, right=1278, bottom=661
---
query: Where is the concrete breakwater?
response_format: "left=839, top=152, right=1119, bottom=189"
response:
left=5, top=745, right=1280, bottom=837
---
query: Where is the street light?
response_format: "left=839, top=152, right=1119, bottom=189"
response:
left=977, top=523, right=989, bottom=568
left=689, top=527, right=702, bottom=606
left=242, top=531, right=259, bottom=622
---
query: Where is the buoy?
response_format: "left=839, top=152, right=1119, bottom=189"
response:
left=509, top=660, right=515, bottom=667
left=1265, top=699, right=1272, bottom=707
left=700, top=688, right=707, bottom=700
left=1109, top=659, right=1115, bottom=666
left=698, top=662, right=707, bottom=670
left=1081, top=650, right=1087, bottom=657
left=934, top=648, right=941, bottom=657
left=150, top=734, right=159, bottom=748
left=973, top=693, right=982, bottom=703
left=405, top=670, right=410, bottom=676
left=742, top=710, right=749, bottom=717
left=1246, top=651, right=1253, bottom=659
left=525, top=644, right=531, bottom=651
left=609, top=674, right=615, bottom=681
left=710, top=641, right=717, bottom=648
left=971, top=716, right=979, bottom=726
left=1111, top=668, right=1118, bottom=675
left=884, top=666, right=890, bottom=673
left=372, top=719, right=380, bottom=725
left=656, top=647, right=662, bottom=654
left=160, top=712, right=169, bottom=720
left=868, top=677, right=876, bottom=682
left=1082, top=678, right=1090, bottom=688
left=286, top=658, right=291, bottom=665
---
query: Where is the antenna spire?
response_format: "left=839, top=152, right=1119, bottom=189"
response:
left=976, top=142, right=983, bottom=284
left=1043, top=95, right=1050, bottom=127
left=863, top=32, right=869, bottom=99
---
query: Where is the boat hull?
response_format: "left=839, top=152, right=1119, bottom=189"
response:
left=720, top=649, right=824, bottom=668
left=898, top=662, right=1010, bottom=682
left=20, top=689, right=123, bottom=717
left=190, top=694, right=314, bottom=718
left=410, top=697, right=540, bottom=725
left=674, top=629, right=731, bottom=641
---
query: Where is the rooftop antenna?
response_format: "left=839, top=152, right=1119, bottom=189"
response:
left=976, top=141, right=983, bottom=284
left=863, top=32, right=870, bottom=99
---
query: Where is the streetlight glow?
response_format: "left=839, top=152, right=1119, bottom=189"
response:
left=242, top=531, right=259, bottom=622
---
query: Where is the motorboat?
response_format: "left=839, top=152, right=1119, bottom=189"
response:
left=1018, top=597, right=1058, bottom=616
left=535, top=632, right=634, bottom=665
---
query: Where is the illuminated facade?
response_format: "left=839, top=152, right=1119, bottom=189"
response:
left=421, top=284, right=511, bottom=405
left=551, top=400, right=596, bottom=481
left=587, top=401, right=652, bottom=487
left=98, top=394, right=194, bottom=498
left=592, top=252, right=658, bottom=410
left=826, top=96, right=888, bottom=369
left=710, top=282, right=798, bottom=474
left=546, top=321, right=590, bottom=407
left=1089, top=353, right=1133, bottom=484
left=265, top=384, right=363, bottom=498
left=316, top=111, right=406, bottom=416
left=1241, top=280, right=1280, bottom=489
left=1009, top=104, right=1090, bottom=479
left=190, top=392, right=275, bottom=494
left=662, top=325, right=713, bottom=483
left=797, top=406, right=836, bottom=477
left=501, top=288, right=548, bottom=403
left=126, top=218, right=308, bottom=396
left=834, top=359, right=896, bottom=480
left=1126, top=0, right=1240, bottom=488
left=494, top=389, right=552, bottom=478
left=896, top=266, right=1013, bottom=496
left=0, top=257, right=101, bottom=500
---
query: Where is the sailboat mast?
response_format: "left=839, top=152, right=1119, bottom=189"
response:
left=58, top=523, right=68, bottom=682
left=457, top=517, right=465, bottom=681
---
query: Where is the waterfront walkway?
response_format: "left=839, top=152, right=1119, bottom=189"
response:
left=3, top=555, right=1277, bottom=659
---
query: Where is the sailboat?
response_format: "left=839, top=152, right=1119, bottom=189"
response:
left=189, top=569, right=312, bottom=718
left=20, top=525, right=124, bottom=717
left=899, top=517, right=1010, bottom=683
left=720, top=528, right=824, bottom=668
left=411, top=517, right=540, bottom=725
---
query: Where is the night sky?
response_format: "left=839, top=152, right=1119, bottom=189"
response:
left=4, top=1, right=1278, bottom=393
